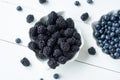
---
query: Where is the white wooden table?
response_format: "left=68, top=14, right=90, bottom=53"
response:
left=0, top=0, right=120, bottom=80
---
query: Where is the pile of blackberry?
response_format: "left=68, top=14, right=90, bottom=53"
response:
left=93, top=10, right=120, bottom=59
left=28, top=11, right=82, bottom=69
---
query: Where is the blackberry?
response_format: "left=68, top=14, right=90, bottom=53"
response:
left=40, top=78, right=44, bottom=80
left=15, top=38, right=22, bottom=44
left=81, top=12, right=89, bottom=21
left=64, top=28, right=74, bottom=37
left=73, top=32, right=81, bottom=40
left=56, top=16, right=67, bottom=29
left=38, top=34, right=48, bottom=41
left=37, top=25, right=47, bottom=34
left=88, top=47, right=96, bottom=55
left=16, top=6, right=22, bottom=11
left=46, top=11, right=58, bottom=25
left=58, top=56, right=68, bottom=64
left=43, top=46, right=52, bottom=58
left=60, top=42, right=70, bottom=52
left=28, top=41, right=39, bottom=51
left=47, top=38, right=56, bottom=47
left=38, top=40, right=46, bottom=49
left=87, top=0, right=93, bottom=4
left=21, top=57, right=30, bottom=67
left=66, top=18, right=74, bottom=28
left=75, top=39, right=81, bottom=46
left=35, top=50, right=46, bottom=59
left=26, top=14, right=34, bottom=23
left=67, top=37, right=76, bottom=45
left=47, top=25, right=57, bottom=33
left=57, top=38, right=66, bottom=45
left=52, top=31, right=61, bottom=39
left=63, top=52, right=75, bottom=60
left=47, top=58, right=59, bottom=69
left=59, top=29, right=65, bottom=37
left=34, top=21, right=46, bottom=28
left=71, top=45, right=79, bottom=52
left=74, top=1, right=80, bottom=6
left=39, top=0, right=46, bottom=4
left=53, top=49, right=62, bottom=57
left=29, top=27, right=38, bottom=40
left=53, top=73, right=60, bottom=79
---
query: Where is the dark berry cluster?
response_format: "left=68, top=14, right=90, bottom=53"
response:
left=93, top=10, right=120, bottom=59
left=28, top=11, right=82, bottom=69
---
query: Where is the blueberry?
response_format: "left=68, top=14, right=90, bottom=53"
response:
left=81, top=12, right=89, bottom=21
left=93, top=32, right=100, bottom=38
left=107, top=21, right=112, bottom=26
left=66, top=18, right=75, bottom=28
left=60, top=42, right=70, bottom=52
left=114, top=38, right=119, bottom=43
left=47, top=58, right=59, bottom=69
left=74, top=1, right=80, bottom=6
left=53, top=49, right=62, bottom=58
left=117, top=10, right=120, bottom=15
left=21, top=57, right=30, bottom=67
left=37, top=25, right=47, bottom=34
left=105, top=35, right=110, bottom=40
left=111, top=15, right=116, bottom=21
left=99, top=30, right=103, bottom=34
left=26, top=14, right=34, bottom=23
left=53, top=73, right=60, bottom=79
left=103, top=15, right=110, bottom=21
left=110, top=53, right=120, bottom=59
left=88, top=47, right=96, bottom=55
left=87, top=0, right=93, bottom=4
left=110, top=32, right=115, bottom=37
left=101, top=21, right=106, bottom=26
left=100, top=34, right=105, bottom=40
left=110, top=41, right=114, bottom=45
left=111, top=27, right=115, bottom=32
left=104, top=49, right=109, bottom=54
left=16, top=6, right=22, bottom=11
left=64, top=28, right=74, bottom=37
left=15, top=38, right=22, bottom=44
left=43, top=46, right=52, bottom=58
left=116, top=48, right=120, bottom=53
left=58, top=56, right=68, bottom=64
left=39, top=0, right=46, bottom=4
left=95, top=24, right=101, bottom=30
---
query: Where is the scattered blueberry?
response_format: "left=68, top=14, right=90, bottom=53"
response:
left=53, top=73, right=60, bottom=79
left=16, top=6, right=22, bottom=11
left=87, top=0, right=93, bottom=4
left=88, top=47, right=96, bottom=55
left=26, top=14, right=34, bottom=23
left=81, top=12, right=89, bottom=21
left=21, top=57, right=30, bottom=67
left=15, top=38, right=22, bottom=44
